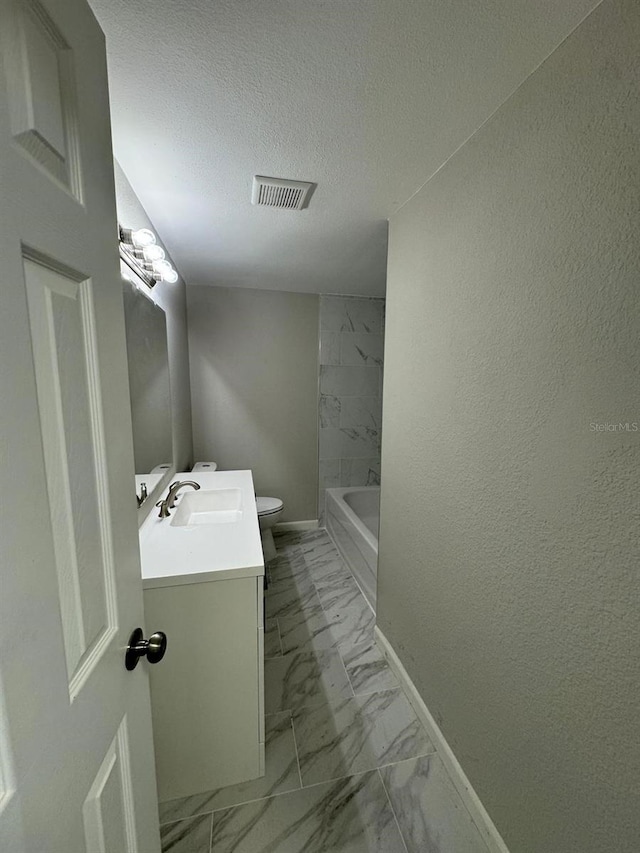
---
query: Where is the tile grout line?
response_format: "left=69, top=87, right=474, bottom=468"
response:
left=377, top=768, right=410, bottom=853
left=339, top=639, right=401, bottom=698
left=289, top=710, right=305, bottom=791
left=303, top=541, right=370, bottom=626
left=165, top=766, right=388, bottom=827
left=160, top=754, right=438, bottom=830
left=208, top=810, right=214, bottom=853
left=279, top=534, right=320, bottom=792
left=274, top=537, right=305, bottom=784
left=336, top=642, right=357, bottom=700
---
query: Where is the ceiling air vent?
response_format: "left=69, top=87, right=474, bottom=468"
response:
left=251, top=176, right=315, bottom=210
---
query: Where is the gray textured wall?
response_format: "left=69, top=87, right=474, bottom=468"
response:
left=318, top=295, right=385, bottom=521
left=187, top=285, right=319, bottom=521
left=378, top=1, right=640, bottom=851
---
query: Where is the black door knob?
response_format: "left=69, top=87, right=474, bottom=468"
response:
left=125, top=627, right=167, bottom=671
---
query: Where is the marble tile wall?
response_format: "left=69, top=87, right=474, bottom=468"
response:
left=318, top=296, right=385, bottom=521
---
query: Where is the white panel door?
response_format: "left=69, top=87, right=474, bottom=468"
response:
left=0, top=0, right=161, bottom=850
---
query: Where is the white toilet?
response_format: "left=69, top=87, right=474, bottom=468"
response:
left=255, top=496, right=284, bottom=563
left=192, top=462, right=283, bottom=562
left=191, top=461, right=218, bottom=473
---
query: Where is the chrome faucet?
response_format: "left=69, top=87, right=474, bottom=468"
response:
left=156, top=480, right=201, bottom=518
left=136, top=482, right=148, bottom=507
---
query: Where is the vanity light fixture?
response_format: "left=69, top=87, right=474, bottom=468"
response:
left=152, top=258, right=173, bottom=278
left=142, top=244, right=165, bottom=262
left=131, top=228, right=156, bottom=248
left=119, top=225, right=180, bottom=288
left=161, top=268, right=179, bottom=284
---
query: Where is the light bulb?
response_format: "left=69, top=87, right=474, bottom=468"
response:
left=162, top=268, right=179, bottom=284
left=131, top=228, right=156, bottom=248
left=152, top=259, right=172, bottom=277
left=142, top=244, right=165, bottom=262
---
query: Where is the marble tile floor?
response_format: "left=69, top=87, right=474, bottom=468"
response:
left=159, top=529, right=490, bottom=853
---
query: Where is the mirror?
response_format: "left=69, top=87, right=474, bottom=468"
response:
left=122, top=277, right=173, bottom=506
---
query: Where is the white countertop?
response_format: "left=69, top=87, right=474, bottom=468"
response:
left=139, top=469, right=264, bottom=589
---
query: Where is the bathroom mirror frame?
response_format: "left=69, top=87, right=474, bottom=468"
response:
left=120, top=259, right=176, bottom=523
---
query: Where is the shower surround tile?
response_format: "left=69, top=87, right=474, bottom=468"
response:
left=318, top=460, right=340, bottom=514
left=340, top=396, right=383, bottom=429
left=340, top=425, right=381, bottom=457
left=320, top=295, right=384, bottom=334
left=318, top=459, right=340, bottom=488
left=264, top=648, right=353, bottom=713
left=159, top=713, right=300, bottom=824
left=319, top=330, right=340, bottom=365
left=292, top=688, right=435, bottom=787
left=380, top=754, right=490, bottom=853
left=340, top=332, right=384, bottom=366
left=319, top=394, right=341, bottom=428
left=340, top=457, right=381, bottom=487
left=208, top=770, right=406, bottom=853
left=317, top=295, right=385, bottom=522
left=319, top=364, right=380, bottom=397
left=318, top=426, right=344, bottom=460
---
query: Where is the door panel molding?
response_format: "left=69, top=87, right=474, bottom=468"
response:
left=1, top=0, right=83, bottom=199
left=83, top=716, right=139, bottom=853
left=23, top=253, right=118, bottom=699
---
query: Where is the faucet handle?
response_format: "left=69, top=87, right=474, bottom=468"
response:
left=136, top=482, right=148, bottom=508
left=156, top=499, right=171, bottom=519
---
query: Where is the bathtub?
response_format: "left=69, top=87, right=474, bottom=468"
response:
left=325, top=486, right=379, bottom=612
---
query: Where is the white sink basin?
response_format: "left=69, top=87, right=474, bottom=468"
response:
left=139, top=470, right=264, bottom=589
left=170, top=488, right=243, bottom=527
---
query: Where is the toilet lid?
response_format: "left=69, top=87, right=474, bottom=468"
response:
left=256, top=497, right=283, bottom=516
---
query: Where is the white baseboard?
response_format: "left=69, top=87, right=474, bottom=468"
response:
left=274, top=519, right=319, bottom=532
left=375, top=626, right=510, bottom=853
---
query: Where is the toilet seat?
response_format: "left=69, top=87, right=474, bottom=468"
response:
left=256, top=497, right=283, bottom=516
left=192, top=461, right=218, bottom=472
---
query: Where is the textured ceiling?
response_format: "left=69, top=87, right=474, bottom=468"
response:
left=89, top=0, right=599, bottom=295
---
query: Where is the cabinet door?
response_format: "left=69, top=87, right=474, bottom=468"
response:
left=144, top=578, right=263, bottom=801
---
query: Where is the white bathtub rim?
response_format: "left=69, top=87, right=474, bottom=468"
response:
left=326, top=512, right=376, bottom=616
left=325, top=486, right=379, bottom=554
left=325, top=486, right=379, bottom=614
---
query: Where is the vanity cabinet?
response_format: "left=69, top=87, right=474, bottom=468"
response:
left=143, top=574, right=264, bottom=801
left=138, top=470, right=265, bottom=803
